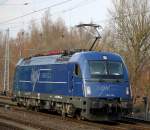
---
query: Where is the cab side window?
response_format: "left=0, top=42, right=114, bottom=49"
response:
left=74, top=64, right=82, bottom=78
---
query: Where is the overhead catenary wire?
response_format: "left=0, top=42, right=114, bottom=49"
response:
left=0, top=0, right=150, bottom=33
left=6, top=7, right=150, bottom=29
left=0, top=3, right=29, bottom=6
left=1, top=0, right=91, bottom=26
left=0, top=0, right=97, bottom=32
left=0, top=0, right=73, bottom=25
left=0, top=0, right=8, bottom=5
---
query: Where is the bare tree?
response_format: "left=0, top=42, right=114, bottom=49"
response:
left=110, top=0, right=150, bottom=99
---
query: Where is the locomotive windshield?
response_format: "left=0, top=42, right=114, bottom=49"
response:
left=89, top=61, right=123, bottom=79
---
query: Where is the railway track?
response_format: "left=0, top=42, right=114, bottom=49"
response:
left=17, top=108, right=150, bottom=130
left=7, top=107, right=150, bottom=130
left=0, top=118, right=37, bottom=130
left=0, top=96, right=51, bottom=130
left=73, top=117, right=150, bottom=130
left=0, top=96, right=150, bottom=130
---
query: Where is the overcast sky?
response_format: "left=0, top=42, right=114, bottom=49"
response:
left=0, top=0, right=112, bottom=37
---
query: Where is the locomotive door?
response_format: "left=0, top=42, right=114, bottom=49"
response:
left=73, top=64, right=83, bottom=96
left=68, top=63, right=74, bottom=95
left=68, top=63, right=83, bottom=96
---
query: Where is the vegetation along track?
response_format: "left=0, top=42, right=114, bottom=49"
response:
left=0, top=96, right=150, bottom=130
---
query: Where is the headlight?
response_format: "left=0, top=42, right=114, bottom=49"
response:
left=126, top=87, right=129, bottom=95
left=86, top=86, right=91, bottom=95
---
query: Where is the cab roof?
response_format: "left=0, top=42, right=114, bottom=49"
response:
left=17, top=51, right=123, bottom=66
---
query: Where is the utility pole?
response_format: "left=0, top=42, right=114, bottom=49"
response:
left=3, top=28, right=9, bottom=95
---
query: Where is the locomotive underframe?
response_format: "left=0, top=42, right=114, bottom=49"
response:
left=13, top=92, right=132, bottom=121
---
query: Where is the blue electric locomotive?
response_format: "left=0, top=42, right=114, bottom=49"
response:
left=13, top=50, right=132, bottom=121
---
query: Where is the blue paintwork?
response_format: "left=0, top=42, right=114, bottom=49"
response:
left=14, top=64, right=84, bottom=96
left=84, top=81, right=130, bottom=99
left=13, top=51, right=131, bottom=100
left=69, top=51, right=131, bottom=100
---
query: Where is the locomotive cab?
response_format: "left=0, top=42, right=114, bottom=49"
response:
left=69, top=51, right=132, bottom=120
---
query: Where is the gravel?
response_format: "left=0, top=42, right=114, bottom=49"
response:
left=0, top=107, right=101, bottom=130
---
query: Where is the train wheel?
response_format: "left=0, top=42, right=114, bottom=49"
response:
left=75, top=110, right=81, bottom=120
left=61, top=104, right=66, bottom=120
left=17, top=102, right=22, bottom=107
left=61, top=111, right=66, bottom=120
left=76, top=114, right=81, bottom=120
left=32, top=106, right=39, bottom=112
left=26, top=104, right=32, bottom=110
